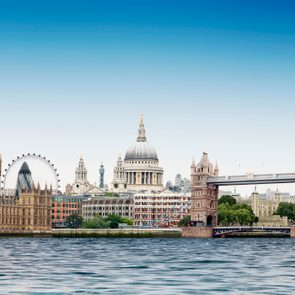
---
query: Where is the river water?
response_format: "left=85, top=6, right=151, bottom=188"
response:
left=0, top=238, right=294, bottom=294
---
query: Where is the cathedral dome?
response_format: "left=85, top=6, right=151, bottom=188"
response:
left=124, top=115, right=159, bottom=162
left=125, top=141, right=158, bottom=161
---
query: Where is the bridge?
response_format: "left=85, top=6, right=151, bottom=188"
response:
left=213, top=226, right=291, bottom=237
left=208, top=173, right=295, bottom=186
left=184, top=152, right=295, bottom=238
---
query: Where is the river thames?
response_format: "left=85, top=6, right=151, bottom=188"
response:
left=0, top=238, right=294, bottom=294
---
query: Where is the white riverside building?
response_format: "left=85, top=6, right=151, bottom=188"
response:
left=82, top=190, right=191, bottom=228
left=133, top=190, right=191, bottom=227
left=112, top=115, right=164, bottom=193
left=82, top=196, right=134, bottom=221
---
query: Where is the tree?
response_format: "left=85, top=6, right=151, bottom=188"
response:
left=121, top=217, right=133, bottom=226
left=178, top=215, right=191, bottom=227
left=81, top=214, right=133, bottom=229
left=218, top=195, right=237, bottom=206
left=104, top=192, right=119, bottom=197
left=82, top=215, right=108, bottom=229
left=218, top=203, right=257, bottom=226
left=65, top=214, right=83, bottom=228
left=104, top=214, right=124, bottom=228
left=275, top=202, right=295, bottom=221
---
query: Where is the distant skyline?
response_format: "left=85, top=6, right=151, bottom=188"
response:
left=1, top=0, right=295, bottom=195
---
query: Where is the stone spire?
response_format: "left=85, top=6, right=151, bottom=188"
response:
left=191, top=157, right=196, bottom=174
left=191, top=157, right=196, bottom=168
left=214, top=161, right=219, bottom=176
left=198, top=152, right=210, bottom=167
left=137, top=114, right=146, bottom=142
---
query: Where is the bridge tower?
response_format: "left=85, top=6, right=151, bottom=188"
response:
left=191, top=152, right=219, bottom=227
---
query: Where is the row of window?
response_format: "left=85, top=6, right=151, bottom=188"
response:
left=52, top=197, right=86, bottom=202
left=135, top=202, right=190, bottom=206
left=127, top=161, right=157, bottom=165
left=83, top=212, right=132, bottom=218
left=134, top=196, right=190, bottom=200
left=53, top=203, right=79, bottom=208
left=134, top=208, right=190, bottom=214
left=134, top=214, right=185, bottom=219
left=83, top=206, right=131, bottom=211
left=52, top=209, right=79, bottom=214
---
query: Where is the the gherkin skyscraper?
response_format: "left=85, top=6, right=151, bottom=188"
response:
left=15, top=162, right=33, bottom=197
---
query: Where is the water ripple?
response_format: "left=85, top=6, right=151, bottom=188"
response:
left=0, top=238, right=294, bottom=294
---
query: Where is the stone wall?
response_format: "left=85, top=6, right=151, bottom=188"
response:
left=53, top=228, right=182, bottom=238
left=181, top=227, right=213, bottom=238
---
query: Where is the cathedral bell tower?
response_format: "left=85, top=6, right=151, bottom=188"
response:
left=71, top=156, right=90, bottom=195
left=112, top=155, right=127, bottom=192
left=191, top=153, right=219, bottom=227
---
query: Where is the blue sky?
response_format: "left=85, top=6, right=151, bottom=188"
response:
left=0, top=0, right=295, bottom=195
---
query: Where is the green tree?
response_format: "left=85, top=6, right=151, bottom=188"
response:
left=121, top=217, right=133, bottom=226
left=218, top=195, right=237, bottom=206
left=65, top=214, right=83, bottom=228
left=275, top=202, right=295, bottom=221
left=104, top=192, right=119, bottom=197
left=218, top=203, right=257, bottom=226
left=82, top=215, right=108, bottom=229
left=104, top=214, right=123, bottom=228
left=178, top=215, right=191, bottom=227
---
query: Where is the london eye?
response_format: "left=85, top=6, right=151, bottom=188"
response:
left=1, top=153, right=61, bottom=195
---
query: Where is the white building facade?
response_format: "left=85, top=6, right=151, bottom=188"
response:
left=82, top=196, right=134, bottom=220
left=133, top=190, right=191, bottom=227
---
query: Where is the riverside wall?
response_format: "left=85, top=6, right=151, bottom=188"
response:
left=181, top=227, right=213, bottom=238
left=52, top=228, right=182, bottom=238
left=1, top=227, right=295, bottom=238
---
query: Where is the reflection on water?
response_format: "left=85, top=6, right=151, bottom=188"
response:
left=0, top=238, right=294, bottom=294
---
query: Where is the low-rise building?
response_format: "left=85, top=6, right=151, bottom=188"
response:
left=82, top=196, right=134, bottom=221
left=133, top=190, right=191, bottom=227
left=239, top=190, right=288, bottom=227
left=256, top=215, right=288, bottom=227
left=52, top=195, right=88, bottom=227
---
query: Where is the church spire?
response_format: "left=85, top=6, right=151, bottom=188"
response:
left=137, top=114, right=146, bottom=142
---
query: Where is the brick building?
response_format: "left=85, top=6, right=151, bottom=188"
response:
left=52, top=195, right=88, bottom=227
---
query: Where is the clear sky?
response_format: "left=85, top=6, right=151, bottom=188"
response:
left=0, top=0, right=295, bottom=196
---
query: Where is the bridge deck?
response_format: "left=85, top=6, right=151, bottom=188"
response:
left=213, top=226, right=291, bottom=236
left=208, top=173, right=295, bottom=186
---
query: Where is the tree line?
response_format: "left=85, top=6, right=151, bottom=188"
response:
left=65, top=214, right=133, bottom=229
left=274, top=202, right=295, bottom=221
